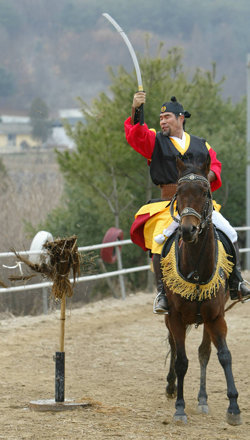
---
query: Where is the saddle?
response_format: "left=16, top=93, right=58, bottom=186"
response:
left=215, top=228, right=236, bottom=266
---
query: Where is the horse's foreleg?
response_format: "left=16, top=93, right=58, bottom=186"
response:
left=207, top=317, right=242, bottom=426
left=174, top=340, right=188, bottom=423
left=197, top=327, right=211, bottom=414
left=168, top=320, right=188, bottom=424
left=165, top=329, right=177, bottom=398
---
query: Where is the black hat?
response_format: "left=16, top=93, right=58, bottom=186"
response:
left=160, top=96, right=191, bottom=118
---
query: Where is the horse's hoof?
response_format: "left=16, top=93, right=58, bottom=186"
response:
left=197, top=403, right=209, bottom=414
left=173, top=413, right=188, bottom=424
left=226, top=412, right=242, bottom=426
left=166, top=390, right=177, bottom=399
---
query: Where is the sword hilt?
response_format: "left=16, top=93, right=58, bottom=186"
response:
left=139, top=103, right=144, bottom=125
left=138, top=85, right=144, bottom=125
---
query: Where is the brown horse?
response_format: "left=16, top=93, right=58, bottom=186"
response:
left=161, top=156, right=241, bottom=425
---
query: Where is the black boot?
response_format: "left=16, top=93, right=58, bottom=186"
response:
left=152, top=254, right=169, bottom=314
left=229, top=241, right=250, bottom=301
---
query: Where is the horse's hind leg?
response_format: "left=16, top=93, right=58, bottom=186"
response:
left=207, top=317, right=242, bottom=426
left=197, top=327, right=211, bottom=414
left=166, top=329, right=177, bottom=398
left=217, top=341, right=242, bottom=425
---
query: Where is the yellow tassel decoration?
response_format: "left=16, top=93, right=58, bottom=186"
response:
left=161, top=240, right=234, bottom=301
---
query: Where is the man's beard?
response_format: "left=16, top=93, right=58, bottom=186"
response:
left=162, top=128, right=170, bottom=136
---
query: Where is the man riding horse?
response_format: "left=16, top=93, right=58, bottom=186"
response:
left=124, top=92, right=250, bottom=313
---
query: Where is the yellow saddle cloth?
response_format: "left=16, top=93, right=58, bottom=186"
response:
left=135, top=199, right=221, bottom=255
left=161, top=238, right=234, bottom=301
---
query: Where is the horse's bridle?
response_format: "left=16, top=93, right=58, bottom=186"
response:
left=169, top=173, right=213, bottom=232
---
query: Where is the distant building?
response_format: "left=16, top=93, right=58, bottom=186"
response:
left=0, top=109, right=85, bottom=152
left=58, top=109, right=84, bottom=124
left=47, top=109, right=85, bottom=149
left=0, top=115, right=39, bottom=151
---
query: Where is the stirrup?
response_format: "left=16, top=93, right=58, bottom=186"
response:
left=239, top=280, right=250, bottom=303
left=153, top=291, right=169, bottom=315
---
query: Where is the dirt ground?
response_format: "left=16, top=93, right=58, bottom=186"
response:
left=0, top=288, right=249, bottom=440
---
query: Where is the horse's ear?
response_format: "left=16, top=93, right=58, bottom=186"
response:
left=176, top=156, right=186, bottom=176
left=201, top=155, right=211, bottom=177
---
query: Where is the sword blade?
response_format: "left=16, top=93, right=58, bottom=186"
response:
left=102, top=13, right=143, bottom=91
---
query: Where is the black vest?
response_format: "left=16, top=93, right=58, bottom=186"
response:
left=150, top=132, right=209, bottom=185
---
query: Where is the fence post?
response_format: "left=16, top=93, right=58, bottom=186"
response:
left=116, top=245, right=126, bottom=300
left=246, top=54, right=250, bottom=269
left=42, top=287, right=48, bottom=314
left=97, top=258, right=118, bottom=298
left=147, top=255, right=154, bottom=293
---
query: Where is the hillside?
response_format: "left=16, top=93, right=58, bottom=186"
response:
left=0, top=0, right=249, bottom=114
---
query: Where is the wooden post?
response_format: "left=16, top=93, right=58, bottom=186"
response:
left=60, top=293, right=66, bottom=352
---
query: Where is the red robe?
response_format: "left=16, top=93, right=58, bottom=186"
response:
left=124, top=117, right=222, bottom=191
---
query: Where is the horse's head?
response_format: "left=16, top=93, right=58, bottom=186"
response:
left=172, top=156, right=213, bottom=243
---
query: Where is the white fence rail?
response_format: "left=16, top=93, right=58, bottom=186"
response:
left=0, top=226, right=249, bottom=298
left=234, top=226, right=250, bottom=253
left=0, top=239, right=150, bottom=296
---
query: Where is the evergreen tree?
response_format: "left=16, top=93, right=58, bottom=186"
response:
left=29, top=97, right=51, bottom=143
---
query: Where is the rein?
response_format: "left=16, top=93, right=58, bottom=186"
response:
left=224, top=298, right=242, bottom=312
left=169, top=172, right=214, bottom=284
left=185, top=225, right=210, bottom=282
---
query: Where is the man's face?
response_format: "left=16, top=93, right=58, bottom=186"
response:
left=159, top=112, right=184, bottom=137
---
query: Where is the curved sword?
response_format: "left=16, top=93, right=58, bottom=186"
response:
left=102, top=13, right=144, bottom=124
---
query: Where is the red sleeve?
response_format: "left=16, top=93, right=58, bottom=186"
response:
left=124, top=117, right=156, bottom=160
left=209, top=147, right=222, bottom=192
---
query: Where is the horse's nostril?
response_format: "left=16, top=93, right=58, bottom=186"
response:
left=182, top=224, right=197, bottom=234
left=181, top=223, right=198, bottom=241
